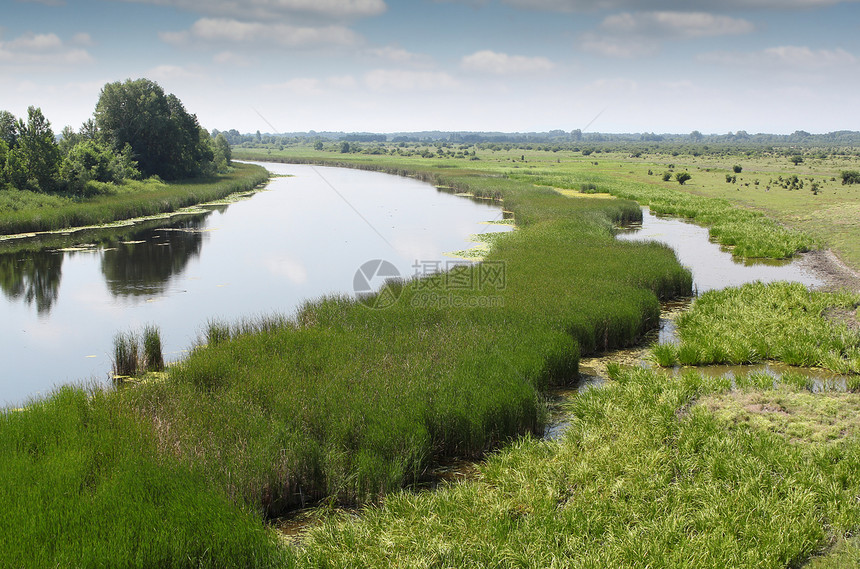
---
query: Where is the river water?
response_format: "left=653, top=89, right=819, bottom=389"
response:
left=0, top=163, right=511, bottom=407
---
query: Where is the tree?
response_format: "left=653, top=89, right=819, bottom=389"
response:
left=790, top=154, right=803, bottom=165
left=732, top=165, right=743, bottom=173
left=675, top=172, right=692, bottom=185
left=212, top=133, right=231, bottom=172
left=0, top=111, right=18, bottom=147
left=689, top=130, right=703, bottom=142
left=60, top=140, right=139, bottom=195
left=94, top=78, right=212, bottom=180
left=340, top=141, right=351, bottom=153
left=15, top=107, right=61, bottom=191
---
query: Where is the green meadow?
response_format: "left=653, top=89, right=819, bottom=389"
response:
left=2, top=142, right=859, bottom=567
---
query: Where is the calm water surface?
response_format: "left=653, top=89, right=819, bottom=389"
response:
left=617, top=207, right=823, bottom=293
left=1, top=163, right=511, bottom=406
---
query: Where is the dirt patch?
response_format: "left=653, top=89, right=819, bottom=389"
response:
left=800, top=249, right=860, bottom=293
left=743, top=402, right=790, bottom=415
left=824, top=306, right=860, bottom=333
left=698, top=389, right=860, bottom=444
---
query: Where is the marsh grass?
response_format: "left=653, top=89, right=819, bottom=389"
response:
left=288, top=366, right=860, bottom=568
left=651, top=281, right=860, bottom=375
left=113, top=325, right=164, bottom=377
left=143, top=324, right=164, bottom=372
left=112, top=331, right=140, bottom=377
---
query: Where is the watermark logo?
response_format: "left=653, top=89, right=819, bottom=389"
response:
left=354, top=258, right=507, bottom=310
left=353, top=259, right=402, bottom=309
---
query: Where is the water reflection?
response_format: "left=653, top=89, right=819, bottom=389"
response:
left=0, top=249, right=63, bottom=314
left=101, top=217, right=207, bottom=297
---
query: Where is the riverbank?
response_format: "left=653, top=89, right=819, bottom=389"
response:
left=0, top=163, right=269, bottom=237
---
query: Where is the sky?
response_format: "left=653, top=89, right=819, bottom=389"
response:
left=3, top=0, right=860, bottom=135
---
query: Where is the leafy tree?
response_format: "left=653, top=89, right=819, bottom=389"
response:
left=675, top=172, right=692, bottom=185
left=60, top=140, right=139, bottom=195
left=212, top=133, right=232, bottom=172
left=15, top=107, right=61, bottom=191
left=0, top=111, right=18, bottom=147
left=340, top=141, right=351, bottom=153
left=314, top=141, right=324, bottom=151
left=94, top=78, right=212, bottom=180
left=732, top=165, right=743, bottom=173
left=662, top=172, right=672, bottom=182
left=790, top=154, right=803, bottom=165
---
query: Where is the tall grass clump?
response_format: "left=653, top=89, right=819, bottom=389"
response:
left=143, top=324, right=164, bottom=372
left=651, top=281, right=860, bottom=374
left=112, top=331, right=140, bottom=377
left=112, top=325, right=165, bottom=377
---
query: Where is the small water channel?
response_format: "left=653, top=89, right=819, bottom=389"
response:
left=0, top=163, right=511, bottom=407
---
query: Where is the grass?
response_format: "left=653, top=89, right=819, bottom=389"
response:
left=286, top=366, right=860, bottom=568
left=650, top=281, right=860, bottom=374
left=0, top=163, right=269, bottom=236
left=0, top=154, right=692, bottom=565
left=112, top=325, right=165, bottom=377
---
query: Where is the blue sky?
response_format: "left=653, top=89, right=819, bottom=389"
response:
left=3, top=0, right=859, bottom=134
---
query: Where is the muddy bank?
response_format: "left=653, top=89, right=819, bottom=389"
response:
left=799, top=249, right=860, bottom=293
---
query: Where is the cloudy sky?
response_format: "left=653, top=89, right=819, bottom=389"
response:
left=3, top=0, right=860, bottom=135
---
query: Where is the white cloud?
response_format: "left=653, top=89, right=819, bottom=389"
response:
left=71, top=33, right=94, bottom=46
left=364, top=69, right=459, bottom=91
left=600, top=11, right=753, bottom=38
left=366, top=45, right=433, bottom=66
left=107, top=0, right=386, bottom=21
left=581, top=11, right=753, bottom=58
left=0, top=32, right=93, bottom=66
left=161, top=18, right=361, bottom=48
left=700, top=45, right=858, bottom=67
left=501, top=0, right=858, bottom=11
left=213, top=51, right=254, bottom=66
left=460, top=50, right=555, bottom=74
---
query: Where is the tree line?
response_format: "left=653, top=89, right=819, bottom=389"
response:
left=0, top=78, right=231, bottom=196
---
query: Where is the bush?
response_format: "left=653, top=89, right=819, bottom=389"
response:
left=841, top=170, right=860, bottom=185
left=675, top=172, right=692, bottom=185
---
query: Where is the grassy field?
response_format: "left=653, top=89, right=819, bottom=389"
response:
left=0, top=162, right=270, bottom=236
left=3, top=144, right=858, bottom=567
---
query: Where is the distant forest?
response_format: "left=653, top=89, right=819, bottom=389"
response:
left=215, top=128, right=860, bottom=149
